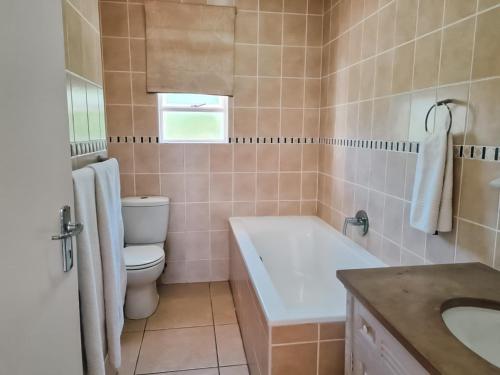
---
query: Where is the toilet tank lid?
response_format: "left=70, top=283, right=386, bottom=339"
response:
left=121, top=196, right=170, bottom=207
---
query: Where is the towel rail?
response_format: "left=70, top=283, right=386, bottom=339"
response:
left=425, top=99, right=453, bottom=135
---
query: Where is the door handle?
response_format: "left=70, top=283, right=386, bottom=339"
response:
left=51, top=206, right=83, bottom=272
left=51, top=222, right=83, bottom=240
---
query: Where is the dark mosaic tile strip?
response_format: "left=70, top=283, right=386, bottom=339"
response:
left=320, top=138, right=500, bottom=162
left=107, top=136, right=320, bottom=145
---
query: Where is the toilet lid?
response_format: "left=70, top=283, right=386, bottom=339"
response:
left=124, top=245, right=165, bottom=269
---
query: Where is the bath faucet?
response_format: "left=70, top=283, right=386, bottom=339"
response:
left=343, top=210, right=369, bottom=236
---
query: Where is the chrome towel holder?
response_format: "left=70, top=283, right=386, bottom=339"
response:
left=425, top=99, right=453, bottom=134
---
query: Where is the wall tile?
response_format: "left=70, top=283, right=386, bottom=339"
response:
left=456, top=219, right=496, bottom=264
left=413, top=31, right=441, bottom=90
left=472, top=7, right=500, bottom=79
left=440, top=19, right=474, bottom=85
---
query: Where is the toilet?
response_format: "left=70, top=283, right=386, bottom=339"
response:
left=121, top=196, right=170, bottom=319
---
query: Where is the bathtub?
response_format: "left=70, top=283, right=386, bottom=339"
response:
left=229, top=216, right=385, bottom=375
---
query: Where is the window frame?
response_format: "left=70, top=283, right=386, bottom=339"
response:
left=158, top=93, right=229, bottom=144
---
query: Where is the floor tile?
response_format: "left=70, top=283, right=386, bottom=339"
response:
left=219, top=365, right=250, bottom=375
left=135, top=326, right=218, bottom=374
left=210, top=282, right=237, bottom=325
left=152, top=368, right=219, bottom=375
left=215, top=324, right=247, bottom=366
left=123, top=318, right=146, bottom=333
left=119, top=332, right=142, bottom=375
left=146, top=283, right=213, bottom=330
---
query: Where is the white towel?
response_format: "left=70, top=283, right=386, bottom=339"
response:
left=410, top=125, right=453, bottom=234
left=89, top=159, right=127, bottom=370
left=73, top=168, right=106, bottom=375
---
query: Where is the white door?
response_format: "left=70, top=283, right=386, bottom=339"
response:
left=0, top=1, right=83, bottom=374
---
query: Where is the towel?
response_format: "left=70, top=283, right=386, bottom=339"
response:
left=89, top=159, right=127, bottom=370
left=73, top=168, right=106, bottom=375
left=410, top=125, right=453, bottom=234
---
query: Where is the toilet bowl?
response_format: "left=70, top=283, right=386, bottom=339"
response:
left=123, top=245, right=165, bottom=319
left=121, top=196, right=170, bottom=319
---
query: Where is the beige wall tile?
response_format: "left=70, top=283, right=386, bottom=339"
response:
left=472, top=7, right=500, bottom=79
left=417, top=0, right=444, bottom=36
left=234, top=108, right=257, bottom=137
left=236, top=12, right=258, bottom=43
left=135, top=173, right=160, bottom=196
left=377, top=2, right=396, bottom=53
left=259, top=13, right=283, bottom=45
left=283, top=14, right=307, bottom=46
left=319, top=322, right=345, bottom=340
left=285, top=0, right=307, bottom=13
left=395, top=0, right=418, bottom=44
left=130, top=38, right=146, bottom=72
left=104, top=72, right=131, bottom=104
left=456, top=219, right=496, bottom=264
left=459, top=159, right=500, bottom=228
left=100, top=2, right=128, bottom=37
left=445, top=0, right=477, bottom=24
left=106, top=105, right=133, bottom=136
left=272, top=343, right=317, bottom=375
left=413, top=31, right=441, bottom=90
left=479, top=0, right=500, bottom=10
left=258, top=45, right=282, bottom=77
left=283, top=47, right=306, bottom=77
left=466, top=78, right=500, bottom=146
left=109, top=143, right=134, bottom=173
left=160, top=144, right=184, bottom=173
left=235, top=44, right=258, bottom=76
left=272, top=324, right=317, bottom=344
left=134, top=143, right=159, bottom=173
left=440, top=19, right=474, bottom=85
left=318, top=340, right=344, bottom=375
left=102, top=37, right=130, bottom=71
left=133, top=105, right=158, bottom=136
left=392, top=43, right=415, bottom=94
left=260, top=0, right=282, bottom=12
left=128, top=4, right=145, bottom=38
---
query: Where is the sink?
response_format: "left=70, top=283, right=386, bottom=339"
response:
left=442, top=304, right=500, bottom=368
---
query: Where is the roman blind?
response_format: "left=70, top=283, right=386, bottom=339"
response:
left=144, top=0, right=236, bottom=96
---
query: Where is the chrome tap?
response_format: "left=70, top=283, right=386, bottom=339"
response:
left=343, top=210, right=369, bottom=236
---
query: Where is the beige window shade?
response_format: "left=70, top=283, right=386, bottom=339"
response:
left=144, top=0, right=236, bottom=96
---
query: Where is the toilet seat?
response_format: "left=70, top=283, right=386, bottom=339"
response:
left=124, top=245, right=165, bottom=270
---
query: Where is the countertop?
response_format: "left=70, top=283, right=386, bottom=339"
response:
left=337, top=262, right=500, bottom=375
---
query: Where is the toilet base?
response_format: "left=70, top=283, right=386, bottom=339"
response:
left=124, top=281, right=160, bottom=319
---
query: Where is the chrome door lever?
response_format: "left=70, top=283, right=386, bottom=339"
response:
left=51, top=206, right=83, bottom=272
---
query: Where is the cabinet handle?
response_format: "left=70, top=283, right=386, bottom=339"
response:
left=360, top=320, right=375, bottom=343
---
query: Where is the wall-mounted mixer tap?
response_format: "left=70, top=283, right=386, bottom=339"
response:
left=343, top=210, right=369, bottom=236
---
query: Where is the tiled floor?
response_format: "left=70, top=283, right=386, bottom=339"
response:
left=120, top=282, right=248, bottom=375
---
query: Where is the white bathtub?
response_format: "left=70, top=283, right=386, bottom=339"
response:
left=229, top=216, right=385, bottom=326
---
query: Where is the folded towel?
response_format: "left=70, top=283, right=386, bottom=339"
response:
left=410, top=125, right=453, bottom=234
left=73, top=168, right=106, bottom=375
left=88, top=159, right=127, bottom=370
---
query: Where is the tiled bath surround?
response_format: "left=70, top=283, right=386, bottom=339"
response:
left=230, top=234, right=345, bottom=375
left=318, top=0, right=500, bottom=268
left=100, top=0, right=323, bottom=282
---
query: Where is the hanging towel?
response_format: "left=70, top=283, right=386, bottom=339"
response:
left=410, top=125, right=453, bottom=234
left=73, top=168, right=106, bottom=375
left=89, top=159, right=127, bottom=370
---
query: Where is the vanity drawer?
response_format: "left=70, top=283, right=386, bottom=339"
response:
left=351, top=298, right=429, bottom=375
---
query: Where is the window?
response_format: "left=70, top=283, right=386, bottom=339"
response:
left=158, top=93, right=228, bottom=143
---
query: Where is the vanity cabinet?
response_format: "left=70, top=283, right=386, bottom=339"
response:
left=345, top=292, right=429, bottom=375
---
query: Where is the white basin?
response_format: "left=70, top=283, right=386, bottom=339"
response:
left=442, top=306, right=500, bottom=368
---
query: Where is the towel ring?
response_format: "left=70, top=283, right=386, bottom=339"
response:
left=425, top=99, right=453, bottom=134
